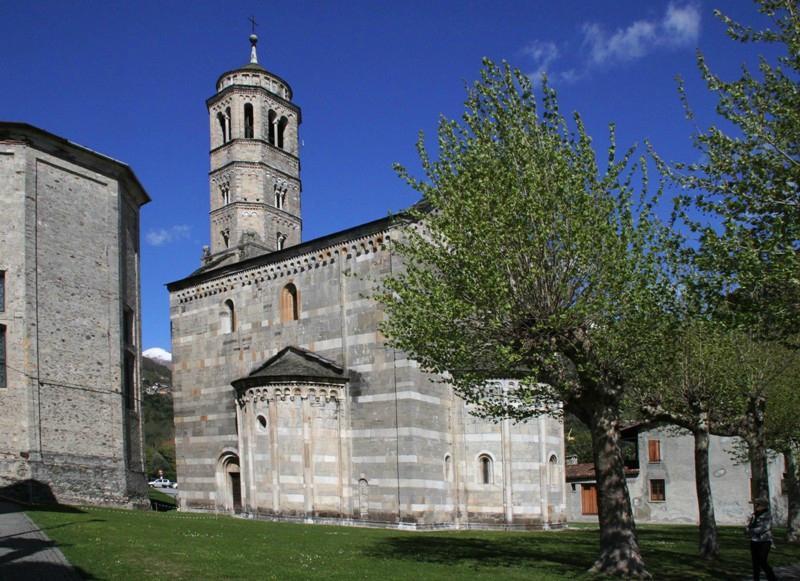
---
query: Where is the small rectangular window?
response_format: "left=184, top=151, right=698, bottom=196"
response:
left=650, top=479, right=666, bottom=502
left=0, top=325, right=6, bottom=388
left=123, top=306, right=134, bottom=347
left=648, top=439, right=661, bottom=463
left=123, top=352, right=135, bottom=410
left=0, top=270, right=5, bottom=311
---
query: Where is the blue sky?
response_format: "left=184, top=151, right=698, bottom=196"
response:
left=0, top=1, right=777, bottom=351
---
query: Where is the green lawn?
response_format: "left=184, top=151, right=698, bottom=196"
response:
left=26, top=506, right=800, bottom=580
left=147, top=488, right=177, bottom=509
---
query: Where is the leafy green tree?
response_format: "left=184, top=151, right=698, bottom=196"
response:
left=656, top=0, right=799, bottom=533
left=764, top=345, right=800, bottom=541
left=378, top=59, right=670, bottom=577
left=628, top=311, right=798, bottom=557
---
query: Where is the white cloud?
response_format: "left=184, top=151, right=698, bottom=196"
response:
left=522, top=40, right=559, bottom=79
left=145, top=224, right=191, bottom=246
left=521, top=4, right=700, bottom=85
left=663, top=3, right=702, bottom=46
left=582, top=3, right=700, bottom=66
left=521, top=40, right=583, bottom=84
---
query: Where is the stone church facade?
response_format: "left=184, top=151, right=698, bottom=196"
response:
left=0, top=123, right=150, bottom=506
left=168, top=36, right=566, bottom=529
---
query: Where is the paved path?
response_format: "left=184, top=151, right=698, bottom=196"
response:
left=0, top=501, right=81, bottom=580
left=773, top=563, right=800, bottom=580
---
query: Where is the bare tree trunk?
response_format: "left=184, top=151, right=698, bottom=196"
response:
left=693, top=424, right=719, bottom=559
left=748, top=397, right=770, bottom=506
left=588, top=407, right=650, bottom=578
left=786, top=445, right=800, bottom=543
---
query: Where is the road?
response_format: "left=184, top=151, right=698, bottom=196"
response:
left=151, top=486, right=178, bottom=498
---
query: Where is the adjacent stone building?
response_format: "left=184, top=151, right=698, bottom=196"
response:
left=0, top=123, right=150, bottom=506
left=566, top=423, right=788, bottom=525
left=168, top=36, right=566, bottom=529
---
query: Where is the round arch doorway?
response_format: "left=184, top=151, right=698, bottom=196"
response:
left=217, top=452, right=242, bottom=514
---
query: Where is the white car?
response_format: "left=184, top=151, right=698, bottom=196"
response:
left=148, top=477, right=172, bottom=488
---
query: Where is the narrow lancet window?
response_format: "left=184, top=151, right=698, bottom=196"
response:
left=281, top=283, right=299, bottom=322
left=277, top=116, right=288, bottom=149
left=222, top=299, right=236, bottom=334
left=276, top=233, right=287, bottom=250
left=268, top=110, right=277, bottom=145
left=478, top=454, right=493, bottom=484
left=217, top=112, right=227, bottom=144
left=244, top=103, right=254, bottom=138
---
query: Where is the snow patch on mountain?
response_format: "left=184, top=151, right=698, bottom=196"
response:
left=143, top=347, right=172, bottom=363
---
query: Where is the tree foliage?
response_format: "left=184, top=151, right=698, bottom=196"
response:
left=671, top=0, right=800, bottom=335
left=378, top=59, right=670, bottom=577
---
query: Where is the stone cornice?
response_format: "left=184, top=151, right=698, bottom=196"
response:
left=168, top=214, right=400, bottom=294
left=236, top=382, right=345, bottom=407
left=170, top=228, right=389, bottom=303
left=210, top=160, right=301, bottom=185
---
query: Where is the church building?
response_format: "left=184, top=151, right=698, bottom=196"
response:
left=168, top=35, right=566, bottom=529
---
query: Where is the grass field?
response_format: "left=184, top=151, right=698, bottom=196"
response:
left=26, top=506, right=800, bottom=580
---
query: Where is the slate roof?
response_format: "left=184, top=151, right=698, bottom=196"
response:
left=232, top=346, right=348, bottom=391
left=565, top=462, right=640, bottom=482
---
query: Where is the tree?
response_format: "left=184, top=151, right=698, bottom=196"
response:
left=765, top=345, right=800, bottom=541
left=658, top=0, right=799, bottom=534
left=630, top=317, right=739, bottom=560
left=378, top=59, right=670, bottom=577
left=672, top=0, right=800, bottom=333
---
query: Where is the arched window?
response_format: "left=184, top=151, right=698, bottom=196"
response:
left=274, top=187, right=285, bottom=210
left=225, top=107, right=231, bottom=138
left=358, top=478, right=369, bottom=518
left=221, top=299, right=235, bottom=334
left=220, top=184, right=230, bottom=205
left=277, top=116, right=288, bottom=149
left=221, top=229, right=230, bottom=249
left=548, top=454, right=560, bottom=489
left=281, top=283, right=299, bottom=322
left=217, top=112, right=227, bottom=144
left=268, top=109, right=277, bottom=145
left=244, top=103, right=254, bottom=138
left=444, top=454, right=453, bottom=482
left=256, top=414, right=267, bottom=432
left=276, top=233, right=287, bottom=250
left=478, top=454, right=493, bottom=484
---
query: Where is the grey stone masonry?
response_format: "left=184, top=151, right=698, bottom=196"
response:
left=0, top=123, right=150, bottom=507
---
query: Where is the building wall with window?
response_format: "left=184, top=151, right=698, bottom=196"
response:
left=0, top=123, right=149, bottom=506
left=168, top=36, right=566, bottom=530
left=565, top=424, right=788, bottom=525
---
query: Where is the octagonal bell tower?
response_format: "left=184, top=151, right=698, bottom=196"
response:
left=203, top=33, right=302, bottom=266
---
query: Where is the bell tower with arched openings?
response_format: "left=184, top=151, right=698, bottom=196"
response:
left=204, top=32, right=302, bottom=266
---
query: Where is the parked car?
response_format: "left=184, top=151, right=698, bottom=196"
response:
left=148, top=477, right=172, bottom=488
left=170, top=482, right=178, bottom=489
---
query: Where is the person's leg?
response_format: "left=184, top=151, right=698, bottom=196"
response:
left=750, top=541, right=761, bottom=581
left=760, top=542, right=776, bottom=581
left=753, top=542, right=776, bottom=581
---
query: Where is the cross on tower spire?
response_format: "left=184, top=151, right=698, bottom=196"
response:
left=248, top=16, right=260, bottom=64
